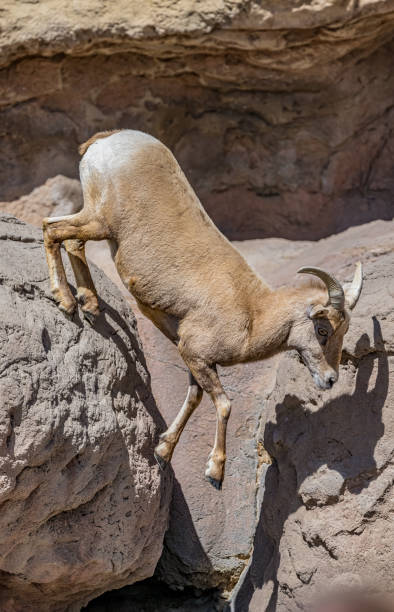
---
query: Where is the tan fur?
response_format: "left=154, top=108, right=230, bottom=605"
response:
left=42, top=129, right=359, bottom=489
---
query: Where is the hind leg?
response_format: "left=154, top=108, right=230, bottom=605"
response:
left=64, top=239, right=99, bottom=323
left=43, top=212, right=109, bottom=315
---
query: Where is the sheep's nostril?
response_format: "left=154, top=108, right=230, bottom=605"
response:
left=327, top=374, right=336, bottom=388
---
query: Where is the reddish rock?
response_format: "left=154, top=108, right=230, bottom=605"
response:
left=232, top=220, right=394, bottom=610
left=0, top=1, right=393, bottom=238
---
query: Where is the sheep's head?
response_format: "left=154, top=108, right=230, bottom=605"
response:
left=289, top=263, right=363, bottom=390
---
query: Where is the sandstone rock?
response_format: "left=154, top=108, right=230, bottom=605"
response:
left=88, top=216, right=394, bottom=604
left=84, top=218, right=394, bottom=610
left=0, top=214, right=172, bottom=612
left=0, top=1, right=393, bottom=238
left=130, top=220, right=389, bottom=603
left=232, top=219, right=394, bottom=610
left=2, top=180, right=392, bottom=608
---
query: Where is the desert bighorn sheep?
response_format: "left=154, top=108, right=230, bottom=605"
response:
left=43, top=129, right=363, bottom=489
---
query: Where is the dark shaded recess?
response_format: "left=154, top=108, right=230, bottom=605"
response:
left=83, top=578, right=222, bottom=612
left=86, top=303, right=220, bottom=610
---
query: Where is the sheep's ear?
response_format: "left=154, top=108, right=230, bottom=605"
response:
left=308, top=304, right=329, bottom=319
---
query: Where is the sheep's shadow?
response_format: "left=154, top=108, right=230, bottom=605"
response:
left=77, top=294, right=217, bottom=607
left=94, top=293, right=168, bottom=433
left=233, top=317, right=389, bottom=611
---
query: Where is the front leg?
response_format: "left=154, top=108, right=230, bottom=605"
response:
left=178, top=349, right=231, bottom=490
left=204, top=390, right=231, bottom=490
left=154, top=371, right=203, bottom=468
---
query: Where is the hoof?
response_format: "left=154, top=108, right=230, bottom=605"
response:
left=206, top=475, right=222, bottom=490
left=154, top=452, right=169, bottom=471
left=59, top=302, right=77, bottom=319
left=83, top=310, right=97, bottom=326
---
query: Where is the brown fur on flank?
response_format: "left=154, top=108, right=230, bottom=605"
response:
left=78, top=130, right=123, bottom=156
left=42, top=129, right=361, bottom=490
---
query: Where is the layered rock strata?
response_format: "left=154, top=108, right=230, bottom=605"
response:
left=0, top=0, right=393, bottom=238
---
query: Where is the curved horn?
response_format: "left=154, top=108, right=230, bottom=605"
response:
left=297, top=266, right=345, bottom=311
left=345, top=261, right=363, bottom=310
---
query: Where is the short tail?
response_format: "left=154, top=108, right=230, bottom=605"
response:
left=78, top=130, right=123, bottom=156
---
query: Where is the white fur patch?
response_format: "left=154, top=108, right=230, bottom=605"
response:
left=46, top=214, right=77, bottom=224
left=79, top=130, right=161, bottom=197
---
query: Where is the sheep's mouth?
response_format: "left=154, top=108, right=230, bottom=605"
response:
left=311, top=371, right=332, bottom=390
left=298, top=351, right=336, bottom=390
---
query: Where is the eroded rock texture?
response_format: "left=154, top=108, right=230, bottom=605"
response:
left=1, top=0, right=394, bottom=238
left=0, top=214, right=172, bottom=612
left=0, top=179, right=277, bottom=592
left=0, top=1, right=393, bottom=606
left=1, top=180, right=393, bottom=610
left=132, top=219, right=393, bottom=609
left=82, top=218, right=394, bottom=611
left=233, top=219, right=394, bottom=611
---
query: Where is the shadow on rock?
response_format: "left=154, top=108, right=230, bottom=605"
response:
left=232, top=317, right=389, bottom=611
left=84, top=477, right=221, bottom=611
left=82, top=296, right=218, bottom=609
left=156, top=478, right=219, bottom=590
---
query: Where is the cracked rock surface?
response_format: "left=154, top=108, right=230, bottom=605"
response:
left=0, top=1, right=394, bottom=239
left=0, top=214, right=172, bottom=612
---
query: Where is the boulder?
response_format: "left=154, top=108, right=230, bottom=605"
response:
left=1, top=183, right=277, bottom=590
left=133, top=219, right=393, bottom=604
left=0, top=214, right=172, bottom=612
left=0, top=1, right=393, bottom=238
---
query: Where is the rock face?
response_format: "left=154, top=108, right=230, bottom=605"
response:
left=233, top=219, right=394, bottom=610
left=135, top=219, right=393, bottom=609
left=83, top=218, right=394, bottom=611
left=1, top=181, right=393, bottom=609
left=0, top=214, right=172, bottom=611
left=0, top=178, right=277, bottom=592
left=0, top=0, right=393, bottom=599
left=0, top=1, right=394, bottom=239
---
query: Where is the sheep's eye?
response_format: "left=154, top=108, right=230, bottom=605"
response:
left=318, top=328, right=328, bottom=337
